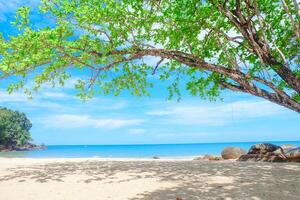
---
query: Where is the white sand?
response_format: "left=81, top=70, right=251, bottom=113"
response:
left=0, top=158, right=179, bottom=200
left=0, top=158, right=299, bottom=200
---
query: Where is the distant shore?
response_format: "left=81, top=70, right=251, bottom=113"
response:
left=0, top=157, right=299, bottom=200
left=0, top=143, right=46, bottom=152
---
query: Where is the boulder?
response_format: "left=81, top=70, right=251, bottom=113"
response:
left=281, top=144, right=297, bottom=153
left=238, top=143, right=288, bottom=162
left=285, top=147, right=300, bottom=162
left=221, top=147, right=246, bottom=159
left=248, top=143, right=281, bottom=154
left=238, top=153, right=287, bottom=162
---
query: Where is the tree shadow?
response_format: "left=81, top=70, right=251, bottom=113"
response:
left=129, top=161, right=300, bottom=200
left=0, top=160, right=299, bottom=199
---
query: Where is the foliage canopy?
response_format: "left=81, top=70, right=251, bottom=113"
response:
left=0, top=107, right=32, bottom=149
left=0, top=0, right=299, bottom=112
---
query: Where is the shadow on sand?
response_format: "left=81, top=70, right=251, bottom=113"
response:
left=0, top=161, right=299, bottom=199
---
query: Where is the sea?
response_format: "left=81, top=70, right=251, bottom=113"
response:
left=1, top=141, right=300, bottom=158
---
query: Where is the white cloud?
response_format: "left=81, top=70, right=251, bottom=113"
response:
left=0, top=90, right=28, bottom=102
left=0, top=89, right=71, bottom=102
left=37, top=114, right=144, bottom=129
left=0, top=88, right=129, bottom=113
left=128, top=128, right=146, bottom=135
left=147, top=100, right=287, bottom=126
left=0, top=90, right=66, bottom=110
left=41, top=92, right=70, bottom=98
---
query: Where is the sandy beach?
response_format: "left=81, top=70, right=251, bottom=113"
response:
left=0, top=158, right=299, bottom=200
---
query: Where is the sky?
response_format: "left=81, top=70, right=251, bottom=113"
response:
left=0, top=0, right=299, bottom=145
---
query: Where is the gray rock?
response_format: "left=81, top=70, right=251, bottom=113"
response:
left=248, top=143, right=280, bottom=154
left=238, top=153, right=287, bottom=162
left=221, top=147, right=246, bottom=159
left=285, top=147, right=300, bottom=162
left=238, top=143, right=288, bottom=162
left=0, top=145, right=5, bottom=151
left=281, top=144, right=297, bottom=153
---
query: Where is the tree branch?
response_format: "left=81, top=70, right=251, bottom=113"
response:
left=217, top=1, right=300, bottom=94
left=79, top=46, right=300, bottom=112
left=281, top=0, right=300, bottom=41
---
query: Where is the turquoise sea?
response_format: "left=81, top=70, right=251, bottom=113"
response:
left=1, top=141, right=300, bottom=158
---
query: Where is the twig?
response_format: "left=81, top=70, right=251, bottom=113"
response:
left=152, top=58, right=164, bottom=75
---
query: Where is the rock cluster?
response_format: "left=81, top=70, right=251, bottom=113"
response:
left=238, top=143, right=300, bottom=162
left=15, top=143, right=47, bottom=151
left=0, top=143, right=47, bottom=152
left=193, top=143, right=300, bottom=162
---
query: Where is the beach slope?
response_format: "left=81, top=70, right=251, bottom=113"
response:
left=0, top=158, right=299, bottom=200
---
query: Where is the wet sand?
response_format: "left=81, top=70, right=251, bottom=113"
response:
left=0, top=158, right=299, bottom=200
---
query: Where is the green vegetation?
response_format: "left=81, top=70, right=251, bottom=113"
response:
left=0, top=107, right=32, bottom=150
left=0, top=0, right=299, bottom=112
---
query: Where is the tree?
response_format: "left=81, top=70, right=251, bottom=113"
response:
left=0, top=0, right=299, bottom=112
left=0, top=107, right=32, bottom=149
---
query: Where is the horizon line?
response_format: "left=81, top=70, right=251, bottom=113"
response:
left=42, top=140, right=300, bottom=146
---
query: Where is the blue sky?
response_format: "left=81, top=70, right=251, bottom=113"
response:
left=0, top=0, right=299, bottom=145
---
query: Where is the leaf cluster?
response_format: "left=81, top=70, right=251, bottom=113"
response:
left=0, top=107, right=32, bottom=148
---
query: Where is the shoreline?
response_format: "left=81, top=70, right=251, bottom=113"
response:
left=0, top=157, right=214, bottom=162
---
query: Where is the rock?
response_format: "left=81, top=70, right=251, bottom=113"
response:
left=285, top=147, right=300, bottom=157
left=268, top=155, right=287, bottom=162
left=152, top=156, right=160, bottom=159
left=281, top=144, right=297, bottom=153
left=210, top=157, right=223, bottom=161
left=0, top=145, right=5, bottom=151
left=221, top=147, right=246, bottom=159
left=1, top=143, right=47, bottom=152
left=238, top=143, right=288, bottom=162
left=273, top=148, right=285, bottom=155
left=194, top=155, right=223, bottom=161
left=238, top=153, right=287, bottom=162
left=39, top=144, right=47, bottom=150
left=285, top=147, right=300, bottom=162
left=193, top=156, right=203, bottom=160
left=272, top=144, right=296, bottom=155
left=203, top=154, right=214, bottom=159
left=248, top=143, right=280, bottom=154
left=203, top=154, right=216, bottom=160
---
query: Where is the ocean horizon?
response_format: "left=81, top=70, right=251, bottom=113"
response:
left=1, top=141, right=300, bottom=158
